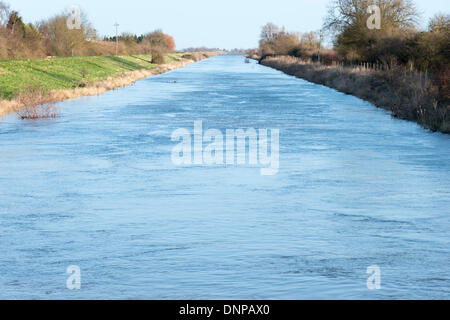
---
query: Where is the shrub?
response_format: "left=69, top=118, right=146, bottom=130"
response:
left=14, top=84, right=59, bottom=119
left=0, top=3, right=177, bottom=59
left=17, top=102, right=58, bottom=119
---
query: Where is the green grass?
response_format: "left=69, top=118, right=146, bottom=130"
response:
left=0, top=53, right=184, bottom=100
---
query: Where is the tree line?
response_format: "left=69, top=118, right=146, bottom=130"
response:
left=0, top=1, right=176, bottom=60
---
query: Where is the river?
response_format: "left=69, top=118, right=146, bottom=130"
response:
left=0, top=55, right=449, bottom=299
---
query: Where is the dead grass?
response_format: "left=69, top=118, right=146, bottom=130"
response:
left=261, top=56, right=450, bottom=134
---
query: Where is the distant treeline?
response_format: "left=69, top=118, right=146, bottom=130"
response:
left=0, top=1, right=176, bottom=59
left=182, top=47, right=223, bottom=52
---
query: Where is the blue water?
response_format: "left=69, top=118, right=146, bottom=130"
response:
left=0, top=55, right=449, bottom=299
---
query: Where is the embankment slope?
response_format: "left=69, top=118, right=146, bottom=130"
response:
left=260, top=56, right=449, bottom=133
left=0, top=52, right=221, bottom=117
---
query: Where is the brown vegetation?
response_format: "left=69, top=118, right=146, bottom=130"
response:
left=151, top=48, right=165, bottom=64
left=0, top=1, right=177, bottom=59
left=16, top=102, right=58, bottom=120
left=181, top=52, right=215, bottom=62
left=14, top=85, right=59, bottom=119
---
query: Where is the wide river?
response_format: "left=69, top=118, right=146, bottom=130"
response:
left=0, top=55, right=449, bottom=299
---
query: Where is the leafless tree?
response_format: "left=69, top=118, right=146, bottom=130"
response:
left=324, top=0, right=418, bottom=34
left=428, top=13, right=450, bottom=32
left=260, top=23, right=280, bottom=42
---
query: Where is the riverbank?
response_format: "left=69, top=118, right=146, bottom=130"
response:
left=0, top=52, right=221, bottom=117
left=258, top=56, right=449, bottom=134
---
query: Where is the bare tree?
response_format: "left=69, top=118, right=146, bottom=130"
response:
left=260, top=23, right=280, bottom=42
left=299, top=31, right=321, bottom=50
left=36, top=8, right=98, bottom=56
left=79, top=10, right=97, bottom=41
left=428, top=13, right=450, bottom=32
left=324, top=0, right=418, bottom=34
left=6, top=11, right=23, bottom=35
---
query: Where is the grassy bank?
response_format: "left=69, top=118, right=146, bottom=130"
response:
left=0, top=52, right=220, bottom=117
left=0, top=53, right=185, bottom=100
left=260, top=56, right=450, bottom=134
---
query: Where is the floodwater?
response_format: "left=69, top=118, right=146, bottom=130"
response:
left=0, top=55, right=449, bottom=299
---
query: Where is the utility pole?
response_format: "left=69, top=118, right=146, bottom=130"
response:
left=114, top=23, right=119, bottom=56
left=318, top=29, right=323, bottom=64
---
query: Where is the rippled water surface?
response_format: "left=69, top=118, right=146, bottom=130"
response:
left=1, top=55, right=449, bottom=299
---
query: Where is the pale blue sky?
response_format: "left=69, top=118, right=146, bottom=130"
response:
left=9, top=0, right=449, bottom=49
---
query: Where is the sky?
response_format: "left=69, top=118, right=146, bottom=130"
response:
left=8, top=0, right=450, bottom=50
